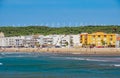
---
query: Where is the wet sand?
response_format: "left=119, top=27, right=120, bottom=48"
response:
left=0, top=48, right=120, bottom=56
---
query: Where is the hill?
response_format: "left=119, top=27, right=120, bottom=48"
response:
left=0, top=25, right=119, bottom=37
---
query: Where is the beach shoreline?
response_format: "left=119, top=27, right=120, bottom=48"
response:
left=0, top=48, right=120, bottom=56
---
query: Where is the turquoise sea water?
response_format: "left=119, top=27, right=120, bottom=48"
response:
left=0, top=52, right=120, bottom=78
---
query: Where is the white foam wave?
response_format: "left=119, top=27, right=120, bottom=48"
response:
left=65, top=57, right=85, bottom=60
left=85, top=58, right=107, bottom=62
left=0, top=63, right=3, bottom=65
left=2, top=55, right=38, bottom=58
left=101, top=64, right=120, bottom=67
left=0, top=52, right=38, bottom=58
left=113, top=64, right=120, bottom=67
left=65, top=57, right=109, bottom=62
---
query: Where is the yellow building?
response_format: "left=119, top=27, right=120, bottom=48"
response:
left=80, top=33, right=88, bottom=45
left=80, top=32, right=116, bottom=47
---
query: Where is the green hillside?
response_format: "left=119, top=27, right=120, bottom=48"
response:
left=0, top=25, right=119, bottom=37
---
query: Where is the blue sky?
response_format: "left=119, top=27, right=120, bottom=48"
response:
left=0, top=0, right=120, bottom=27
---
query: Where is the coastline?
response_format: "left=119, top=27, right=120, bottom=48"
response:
left=0, top=48, right=120, bottom=56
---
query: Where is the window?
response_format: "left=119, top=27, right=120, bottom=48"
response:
left=104, top=35, right=106, bottom=37
left=98, top=35, right=100, bottom=37
left=110, top=38, right=112, bottom=41
left=93, top=35, right=95, bottom=37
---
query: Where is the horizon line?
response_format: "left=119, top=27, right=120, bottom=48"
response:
left=0, top=25, right=120, bottom=27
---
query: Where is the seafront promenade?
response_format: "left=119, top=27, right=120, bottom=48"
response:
left=0, top=48, right=120, bottom=56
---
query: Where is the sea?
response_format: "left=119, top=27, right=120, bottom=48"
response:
left=0, top=52, right=120, bottom=78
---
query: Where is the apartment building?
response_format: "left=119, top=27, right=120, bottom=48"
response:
left=80, top=32, right=116, bottom=47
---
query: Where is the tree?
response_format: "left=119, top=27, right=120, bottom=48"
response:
left=0, top=25, right=120, bottom=37
left=101, top=39, right=106, bottom=46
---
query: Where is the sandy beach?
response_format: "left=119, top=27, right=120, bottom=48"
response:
left=0, top=48, right=120, bottom=56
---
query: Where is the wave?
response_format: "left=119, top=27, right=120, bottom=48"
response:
left=0, top=52, right=39, bottom=57
left=0, top=63, right=3, bottom=65
left=85, top=58, right=108, bottom=62
left=65, top=57, right=85, bottom=60
left=64, top=57, right=110, bottom=62
left=97, top=64, right=120, bottom=67
left=112, top=64, right=120, bottom=67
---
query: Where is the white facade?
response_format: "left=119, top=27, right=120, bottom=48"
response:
left=0, top=36, right=24, bottom=47
left=0, top=32, right=5, bottom=47
left=38, top=35, right=71, bottom=47
left=116, top=34, right=120, bottom=48
left=43, top=35, right=53, bottom=45
left=15, top=36, right=25, bottom=47
left=52, top=35, right=64, bottom=46
left=60, top=35, right=70, bottom=47
left=0, top=38, right=6, bottom=47
left=116, top=41, right=120, bottom=48
left=53, top=35, right=81, bottom=47
left=0, top=33, right=81, bottom=48
left=38, top=34, right=81, bottom=48
left=37, top=35, right=44, bottom=45
left=53, top=35, right=71, bottom=47
left=23, top=35, right=36, bottom=48
left=38, top=35, right=53, bottom=47
left=70, top=35, right=82, bottom=47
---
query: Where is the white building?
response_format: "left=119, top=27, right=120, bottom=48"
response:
left=0, top=38, right=5, bottom=47
left=38, top=34, right=81, bottom=48
left=0, top=32, right=6, bottom=47
left=23, top=35, right=35, bottom=48
left=116, top=34, right=120, bottom=48
left=0, top=32, right=81, bottom=48
left=53, top=35, right=71, bottom=48
left=0, top=36, right=24, bottom=48
left=22, top=34, right=81, bottom=48
left=52, top=35, right=63, bottom=46
left=38, top=35, right=71, bottom=48
left=15, top=36, right=25, bottom=47
left=38, top=35, right=53, bottom=47
left=70, top=35, right=82, bottom=47
left=60, top=35, right=70, bottom=47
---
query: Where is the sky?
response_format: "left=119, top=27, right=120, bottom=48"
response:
left=0, top=0, right=120, bottom=27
